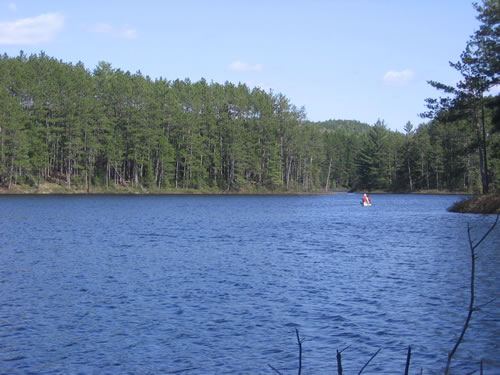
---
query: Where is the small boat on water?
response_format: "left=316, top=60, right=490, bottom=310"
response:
left=361, top=193, right=372, bottom=206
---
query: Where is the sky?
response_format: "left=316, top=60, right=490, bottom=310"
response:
left=0, top=0, right=482, bottom=132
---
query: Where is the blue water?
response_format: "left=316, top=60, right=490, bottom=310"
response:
left=0, top=194, right=499, bottom=374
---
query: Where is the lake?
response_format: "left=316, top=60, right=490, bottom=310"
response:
left=0, top=194, right=499, bottom=374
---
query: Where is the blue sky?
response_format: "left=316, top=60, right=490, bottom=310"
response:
left=0, top=1, right=481, bottom=132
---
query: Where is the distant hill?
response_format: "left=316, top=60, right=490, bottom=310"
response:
left=308, top=119, right=371, bottom=133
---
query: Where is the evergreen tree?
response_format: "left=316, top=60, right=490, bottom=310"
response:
left=424, top=0, right=499, bottom=193
left=356, top=120, right=391, bottom=190
left=1, top=48, right=496, bottom=194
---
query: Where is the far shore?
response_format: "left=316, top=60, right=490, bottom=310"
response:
left=3, top=183, right=498, bottom=214
left=0, top=183, right=477, bottom=197
left=0, top=183, right=334, bottom=196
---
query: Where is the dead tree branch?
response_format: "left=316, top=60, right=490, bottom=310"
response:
left=358, top=348, right=381, bottom=375
left=404, top=346, right=411, bottom=375
left=336, top=344, right=351, bottom=375
left=444, top=214, right=499, bottom=375
left=295, top=328, right=304, bottom=375
left=268, top=364, right=284, bottom=375
left=336, top=350, right=343, bottom=375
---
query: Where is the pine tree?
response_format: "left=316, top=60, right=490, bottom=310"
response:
left=356, top=120, right=391, bottom=190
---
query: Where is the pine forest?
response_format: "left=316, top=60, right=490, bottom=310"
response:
left=0, top=3, right=498, bottom=194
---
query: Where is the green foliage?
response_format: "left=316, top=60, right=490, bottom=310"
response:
left=423, top=0, right=500, bottom=194
left=311, top=119, right=371, bottom=133
left=356, top=121, right=392, bottom=190
left=0, top=52, right=319, bottom=192
left=1, top=44, right=499, bottom=193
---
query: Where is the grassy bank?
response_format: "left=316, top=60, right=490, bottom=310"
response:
left=0, top=183, right=331, bottom=195
left=448, top=193, right=500, bottom=214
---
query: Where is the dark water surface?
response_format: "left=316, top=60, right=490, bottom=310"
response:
left=1, top=194, right=499, bottom=374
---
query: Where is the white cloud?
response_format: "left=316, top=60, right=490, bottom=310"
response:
left=89, top=23, right=137, bottom=40
left=383, top=69, right=415, bottom=85
left=0, top=13, right=64, bottom=45
left=228, top=60, right=263, bottom=72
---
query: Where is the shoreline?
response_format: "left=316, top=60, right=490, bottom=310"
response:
left=0, top=183, right=334, bottom=196
left=0, top=187, right=471, bottom=196
left=2, top=184, right=497, bottom=214
left=0, top=183, right=475, bottom=196
left=0, top=184, right=473, bottom=196
left=447, top=193, right=500, bottom=214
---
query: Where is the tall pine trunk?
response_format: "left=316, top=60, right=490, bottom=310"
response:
left=66, top=158, right=71, bottom=187
left=8, top=158, right=14, bottom=190
left=325, top=158, right=332, bottom=192
left=408, top=159, right=413, bottom=191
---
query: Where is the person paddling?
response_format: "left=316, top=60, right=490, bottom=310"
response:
left=362, top=193, right=371, bottom=205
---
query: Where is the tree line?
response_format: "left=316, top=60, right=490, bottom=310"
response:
left=0, top=2, right=498, bottom=194
left=0, top=52, right=498, bottom=194
left=0, top=53, right=318, bottom=192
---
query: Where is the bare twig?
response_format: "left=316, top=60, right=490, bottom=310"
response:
left=336, top=345, right=350, bottom=375
left=469, top=214, right=499, bottom=250
left=295, top=328, right=304, bottom=375
left=339, top=344, right=351, bottom=354
left=268, top=364, right=284, bottom=375
left=404, top=346, right=411, bottom=375
left=358, top=348, right=381, bottom=375
left=268, top=329, right=306, bottom=375
left=336, top=350, right=343, bottom=375
left=474, top=297, right=496, bottom=311
left=444, top=214, right=499, bottom=375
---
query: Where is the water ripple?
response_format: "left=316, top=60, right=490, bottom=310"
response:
left=0, top=194, right=498, bottom=374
